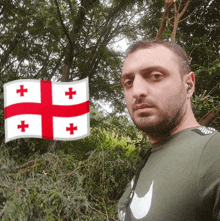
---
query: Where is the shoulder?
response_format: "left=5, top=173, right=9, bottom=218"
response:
left=197, top=127, right=220, bottom=173
left=189, top=126, right=220, bottom=152
left=191, top=126, right=218, bottom=137
left=196, top=129, right=220, bottom=220
left=199, top=128, right=220, bottom=161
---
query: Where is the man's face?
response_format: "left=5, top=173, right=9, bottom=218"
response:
left=121, top=45, right=187, bottom=137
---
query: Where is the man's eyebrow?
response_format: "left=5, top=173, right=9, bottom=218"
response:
left=121, top=73, right=133, bottom=79
left=120, top=66, right=168, bottom=84
left=141, top=66, right=168, bottom=73
left=121, top=66, right=167, bottom=77
left=120, top=73, right=133, bottom=83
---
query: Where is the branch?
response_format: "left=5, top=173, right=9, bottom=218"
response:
left=0, top=0, right=41, bottom=68
left=48, top=50, right=66, bottom=81
left=201, top=83, right=220, bottom=101
left=179, top=7, right=196, bottom=23
left=179, top=0, right=191, bottom=18
left=177, top=0, right=183, bottom=12
left=156, top=0, right=174, bottom=39
left=67, top=0, right=74, bottom=19
left=171, top=0, right=191, bottom=42
left=54, top=0, right=73, bottom=48
left=199, top=104, right=220, bottom=126
left=174, top=1, right=177, bottom=14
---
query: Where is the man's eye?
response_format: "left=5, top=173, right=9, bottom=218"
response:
left=123, top=80, right=133, bottom=87
left=149, top=73, right=163, bottom=81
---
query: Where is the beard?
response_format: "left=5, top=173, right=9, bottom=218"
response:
left=130, top=93, right=186, bottom=139
left=133, top=106, right=183, bottom=138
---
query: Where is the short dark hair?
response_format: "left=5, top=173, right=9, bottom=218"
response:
left=125, top=39, right=191, bottom=77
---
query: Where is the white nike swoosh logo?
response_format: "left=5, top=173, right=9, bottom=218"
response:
left=130, top=179, right=154, bottom=219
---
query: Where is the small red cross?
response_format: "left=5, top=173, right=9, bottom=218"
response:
left=65, top=88, right=76, bottom=99
left=16, top=85, right=28, bottom=96
left=66, top=123, right=77, bottom=135
left=17, top=120, right=29, bottom=132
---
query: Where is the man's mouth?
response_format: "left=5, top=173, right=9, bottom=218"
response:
left=133, top=104, right=154, bottom=111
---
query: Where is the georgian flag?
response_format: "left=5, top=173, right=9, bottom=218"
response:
left=4, top=78, right=90, bottom=142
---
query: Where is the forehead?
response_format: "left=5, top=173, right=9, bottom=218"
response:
left=122, top=45, right=179, bottom=75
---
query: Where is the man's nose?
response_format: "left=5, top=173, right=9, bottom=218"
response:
left=132, top=76, right=148, bottom=99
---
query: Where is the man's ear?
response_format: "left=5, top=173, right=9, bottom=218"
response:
left=184, top=72, right=195, bottom=96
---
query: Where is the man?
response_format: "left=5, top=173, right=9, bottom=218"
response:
left=118, top=39, right=220, bottom=221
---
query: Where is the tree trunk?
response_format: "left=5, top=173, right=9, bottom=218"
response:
left=157, top=1, right=173, bottom=39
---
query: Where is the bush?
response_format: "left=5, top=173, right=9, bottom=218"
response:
left=0, top=110, right=151, bottom=220
left=0, top=144, right=138, bottom=220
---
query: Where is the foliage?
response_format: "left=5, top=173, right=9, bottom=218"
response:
left=0, top=0, right=147, bottom=112
left=0, top=136, right=143, bottom=220
left=0, top=105, right=148, bottom=219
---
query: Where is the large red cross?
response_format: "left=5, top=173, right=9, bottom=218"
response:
left=66, top=123, right=77, bottom=135
left=17, top=120, right=29, bottom=132
left=65, top=88, right=76, bottom=99
left=16, top=85, right=28, bottom=96
left=4, top=81, right=89, bottom=139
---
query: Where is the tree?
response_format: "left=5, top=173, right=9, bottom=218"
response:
left=0, top=0, right=147, bottom=151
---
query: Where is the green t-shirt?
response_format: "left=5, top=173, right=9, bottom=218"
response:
left=118, top=126, right=220, bottom=221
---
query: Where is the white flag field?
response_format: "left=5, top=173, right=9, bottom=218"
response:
left=4, top=78, right=90, bottom=142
